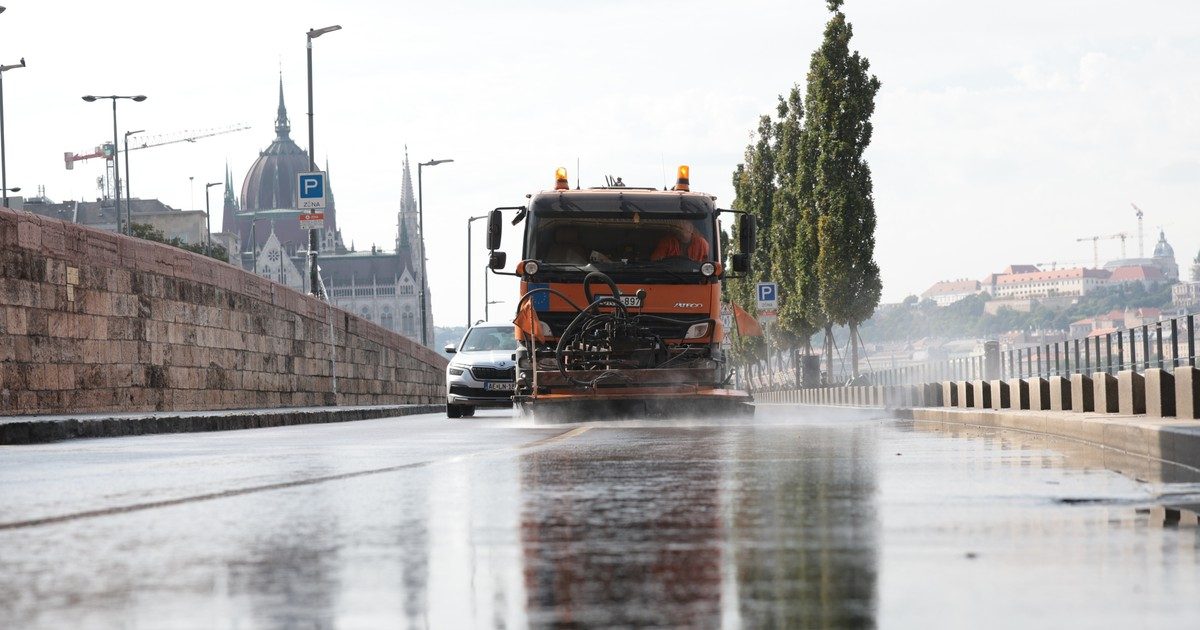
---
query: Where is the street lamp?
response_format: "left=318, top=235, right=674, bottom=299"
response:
left=82, top=94, right=147, bottom=235
left=204, top=181, right=221, bottom=251
left=417, top=158, right=454, bottom=345
left=466, top=214, right=488, bottom=326
left=123, top=129, right=143, bottom=222
left=1, top=56, right=26, bottom=209
left=306, top=24, right=341, bottom=298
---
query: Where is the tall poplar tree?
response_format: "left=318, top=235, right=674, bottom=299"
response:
left=808, top=0, right=882, bottom=377
left=728, top=115, right=778, bottom=371
left=772, top=87, right=814, bottom=353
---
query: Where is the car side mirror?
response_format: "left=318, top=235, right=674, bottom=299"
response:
left=489, top=250, right=507, bottom=270
left=732, top=253, right=751, bottom=273
left=444, top=344, right=456, bottom=354
left=487, top=209, right=503, bottom=250
left=739, top=214, right=757, bottom=254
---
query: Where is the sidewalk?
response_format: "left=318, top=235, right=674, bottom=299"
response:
left=901, top=407, right=1200, bottom=472
left=0, top=404, right=444, bottom=445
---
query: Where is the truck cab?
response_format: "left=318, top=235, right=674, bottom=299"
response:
left=486, top=166, right=756, bottom=417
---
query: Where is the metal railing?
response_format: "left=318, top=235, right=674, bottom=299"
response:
left=1001, top=314, right=1196, bottom=380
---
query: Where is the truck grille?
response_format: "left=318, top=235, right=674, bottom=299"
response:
left=537, top=312, right=710, bottom=340
left=471, top=367, right=516, bottom=381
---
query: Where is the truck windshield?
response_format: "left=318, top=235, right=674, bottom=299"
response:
left=529, top=216, right=715, bottom=267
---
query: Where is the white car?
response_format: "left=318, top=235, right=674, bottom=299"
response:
left=444, top=322, right=519, bottom=418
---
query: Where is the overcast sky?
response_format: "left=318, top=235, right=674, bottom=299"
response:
left=2, top=1, right=1198, bottom=328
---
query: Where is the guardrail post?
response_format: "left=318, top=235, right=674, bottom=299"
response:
left=1049, top=375, right=1072, bottom=411
left=990, top=379, right=1010, bottom=409
left=1069, top=373, right=1094, bottom=412
left=1093, top=372, right=1118, bottom=413
left=1175, top=365, right=1200, bottom=419
left=1145, top=368, right=1175, bottom=418
left=1028, top=377, right=1051, bottom=410
left=1117, top=370, right=1146, bottom=415
left=1007, top=377, right=1030, bottom=410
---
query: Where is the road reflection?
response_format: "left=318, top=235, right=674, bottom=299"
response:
left=516, top=425, right=879, bottom=627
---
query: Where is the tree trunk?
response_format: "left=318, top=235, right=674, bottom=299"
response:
left=823, top=323, right=834, bottom=384
left=850, top=320, right=860, bottom=377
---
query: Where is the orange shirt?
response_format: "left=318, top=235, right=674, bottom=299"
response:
left=651, top=235, right=710, bottom=262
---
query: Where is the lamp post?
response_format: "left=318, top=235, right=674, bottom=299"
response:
left=306, top=24, right=341, bottom=298
left=466, top=214, right=487, bottom=326
left=82, top=94, right=146, bottom=235
left=417, top=158, right=453, bottom=345
left=203, top=181, right=221, bottom=252
left=123, top=129, right=143, bottom=222
left=1, top=56, right=26, bottom=209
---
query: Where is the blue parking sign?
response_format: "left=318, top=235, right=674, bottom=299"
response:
left=297, top=171, right=326, bottom=209
left=756, top=282, right=778, bottom=309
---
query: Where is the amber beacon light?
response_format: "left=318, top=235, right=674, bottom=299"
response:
left=674, top=165, right=690, bottom=191
left=555, top=167, right=569, bottom=190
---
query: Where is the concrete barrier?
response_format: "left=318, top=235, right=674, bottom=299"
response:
left=1028, top=377, right=1051, bottom=411
left=1048, top=376, right=1072, bottom=411
left=1069, top=373, right=1094, bottom=413
left=1117, top=370, right=1146, bottom=415
left=970, top=380, right=991, bottom=408
left=1006, top=378, right=1029, bottom=410
left=989, top=380, right=1010, bottom=410
left=1176, top=367, right=1200, bottom=420
left=1145, top=368, right=1175, bottom=418
left=942, top=381, right=958, bottom=407
left=957, top=381, right=974, bottom=408
left=1093, top=372, right=1118, bottom=413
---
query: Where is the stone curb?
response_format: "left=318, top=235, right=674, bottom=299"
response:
left=899, top=407, right=1200, bottom=472
left=0, top=404, right=445, bottom=445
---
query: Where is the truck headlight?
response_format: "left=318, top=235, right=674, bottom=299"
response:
left=449, top=367, right=464, bottom=376
left=700, top=262, right=715, bottom=277
left=524, top=260, right=540, bottom=275
left=684, top=322, right=710, bottom=339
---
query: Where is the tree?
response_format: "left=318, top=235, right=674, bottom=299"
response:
left=131, top=222, right=228, bottom=262
left=807, top=1, right=882, bottom=377
left=728, top=116, right=778, bottom=371
left=772, top=86, right=816, bottom=353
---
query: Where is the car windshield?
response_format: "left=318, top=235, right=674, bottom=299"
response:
left=460, top=326, right=519, bottom=352
left=529, top=216, right=715, bottom=267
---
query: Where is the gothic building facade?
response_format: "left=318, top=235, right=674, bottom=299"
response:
left=217, top=79, right=435, bottom=345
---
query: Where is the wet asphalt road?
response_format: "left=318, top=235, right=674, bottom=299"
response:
left=2, top=406, right=1200, bottom=629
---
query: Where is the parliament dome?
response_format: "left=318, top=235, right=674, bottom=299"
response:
left=240, top=79, right=311, bottom=211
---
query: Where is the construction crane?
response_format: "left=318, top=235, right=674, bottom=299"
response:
left=64, top=123, right=251, bottom=170
left=1131, top=202, right=1145, bottom=258
left=1075, top=232, right=1130, bottom=267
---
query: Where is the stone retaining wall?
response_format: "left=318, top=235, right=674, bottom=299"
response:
left=0, top=207, right=446, bottom=416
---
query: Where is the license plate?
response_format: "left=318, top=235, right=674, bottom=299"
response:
left=485, top=382, right=516, bottom=391
left=597, top=294, right=642, bottom=307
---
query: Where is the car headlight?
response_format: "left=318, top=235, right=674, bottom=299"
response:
left=448, top=367, right=464, bottom=376
left=700, top=262, right=715, bottom=277
left=684, top=322, right=710, bottom=339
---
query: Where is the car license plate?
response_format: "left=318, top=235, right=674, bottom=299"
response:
left=597, top=294, right=642, bottom=307
left=485, top=382, right=516, bottom=391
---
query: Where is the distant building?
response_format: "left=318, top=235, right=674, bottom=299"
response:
left=21, top=196, right=208, bottom=245
left=920, top=279, right=980, bottom=307
left=221, top=78, right=434, bottom=344
left=993, top=267, right=1110, bottom=299
left=1107, top=265, right=1164, bottom=289
left=1102, top=229, right=1178, bottom=282
left=1171, top=250, right=1200, bottom=310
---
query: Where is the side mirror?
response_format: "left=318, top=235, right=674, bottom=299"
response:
left=489, top=250, right=507, bottom=270
left=739, top=214, right=757, bottom=254
left=732, top=253, right=751, bottom=273
left=444, top=344, right=457, bottom=354
left=487, top=209, right=503, bottom=250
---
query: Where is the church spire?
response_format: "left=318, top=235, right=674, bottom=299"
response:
left=399, top=146, right=416, bottom=216
left=223, top=162, right=237, bottom=208
left=275, top=74, right=291, bottom=139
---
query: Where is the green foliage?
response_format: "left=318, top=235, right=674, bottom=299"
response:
left=131, top=222, right=228, bottom=262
